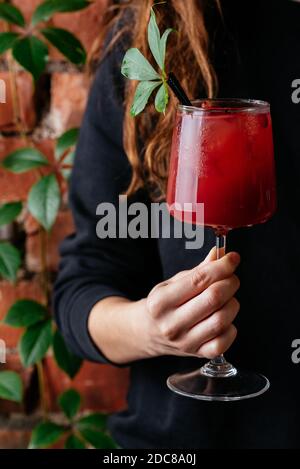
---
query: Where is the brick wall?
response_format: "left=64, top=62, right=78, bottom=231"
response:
left=0, top=0, right=129, bottom=449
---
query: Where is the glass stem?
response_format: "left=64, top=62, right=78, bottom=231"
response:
left=200, top=233, right=237, bottom=378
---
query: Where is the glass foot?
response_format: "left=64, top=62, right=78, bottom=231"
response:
left=167, top=368, right=270, bottom=402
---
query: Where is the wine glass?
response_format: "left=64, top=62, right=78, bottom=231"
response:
left=166, top=99, right=276, bottom=401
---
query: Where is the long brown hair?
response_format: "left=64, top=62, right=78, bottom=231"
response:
left=90, top=0, right=220, bottom=199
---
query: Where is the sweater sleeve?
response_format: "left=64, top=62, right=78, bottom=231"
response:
left=53, top=41, right=162, bottom=366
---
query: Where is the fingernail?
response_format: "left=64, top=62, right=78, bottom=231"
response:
left=228, top=252, right=240, bottom=265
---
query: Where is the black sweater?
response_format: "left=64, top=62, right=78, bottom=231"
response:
left=54, top=1, right=300, bottom=448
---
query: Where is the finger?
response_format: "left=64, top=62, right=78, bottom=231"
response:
left=169, top=247, right=217, bottom=284
left=153, top=252, right=240, bottom=314
left=169, top=270, right=190, bottom=282
left=202, top=246, right=217, bottom=264
left=197, top=324, right=237, bottom=359
left=177, top=298, right=240, bottom=352
left=164, top=274, right=240, bottom=334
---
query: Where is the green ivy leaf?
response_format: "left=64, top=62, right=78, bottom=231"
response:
left=41, top=27, right=86, bottom=65
left=155, top=83, right=168, bottom=113
left=2, top=148, right=49, bottom=173
left=0, top=3, right=25, bottom=27
left=0, top=242, right=21, bottom=283
left=4, top=300, right=47, bottom=328
left=0, top=202, right=22, bottom=227
left=148, top=9, right=162, bottom=70
left=76, top=413, right=107, bottom=432
left=59, top=389, right=81, bottom=420
left=19, top=319, right=52, bottom=368
left=32, top=0, right=91, bottom=27
left=61, top=151, right=75, bottom=180
left=0, top=32, right=20, bottom=55
left=64, top=434, right=86, bottom=449
left=13, top=36, right=48, bottom=82
left=28, top=174, right=61, bottom=231
left=53, top=330, right=82, bottom=379
left=121, top=48, right=160, bottom=81
left=55, top=128, right=79, bottom=161
left=28, top=422, right=65, bottom=449
left=0, top=371, right=23, bottom=403
left=79, top=428, right=117, bottom=449
left=130, top=80, right=161, bottom=117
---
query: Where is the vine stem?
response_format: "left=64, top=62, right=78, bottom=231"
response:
left=4, top=21, right=50, bottom=417
left=73, top=429, right=89, bottom=447
left=4, top=23, right=29, bottom=143
left=36, top=361, right=48, bottom=418
left=39, top=228, right=49, bottom=305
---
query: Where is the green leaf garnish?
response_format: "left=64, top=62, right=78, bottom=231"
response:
left=121, top=47, right=160, bottom=81
left=155, top=83, right=168, bottom=113
left=148, top=9, right=163, bottom=70
left=159, top=28, right=174, bottom=71
left=130, top=80, right=161, bottom=116
left=121, top=7, right=173, bottom=116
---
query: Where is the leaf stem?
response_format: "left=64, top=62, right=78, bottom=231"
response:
left=36, top=360, right=48, bottom=418
left=58, top=148, right=72, bottom=165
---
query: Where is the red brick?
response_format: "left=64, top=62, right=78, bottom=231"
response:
left=0, top=71, right=36, bottom=132
left=0, top=279, right=45, bottom=348
left=25, top=210, right=74, bottom=273
left=50, top=73, right=90, bottom=131
left=50, top=0, right=108, bottom=60
left=37, top=139, right=55, bottom=164
left=44, top=356, right=129, bottom=413
left=0, top=428, right=31, bottom=449
left=0, top=137, right=55, bottom=203
left=23, top=213, right=40, bottom=236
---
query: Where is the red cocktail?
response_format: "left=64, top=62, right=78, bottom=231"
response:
left=166, top=99, right=276, bottom=401
left=167, top=100, right=276, bottom=232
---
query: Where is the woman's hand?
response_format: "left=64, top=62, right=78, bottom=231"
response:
left=88, top=248, right=240, bottom=365
left=143, top=249, right=240, bottom=359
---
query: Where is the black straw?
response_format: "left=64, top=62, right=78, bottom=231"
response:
left=167, top=72, right=192, bottom=106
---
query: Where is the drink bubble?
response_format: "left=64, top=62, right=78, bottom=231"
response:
left=258, top=114, right=269, bottom=128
